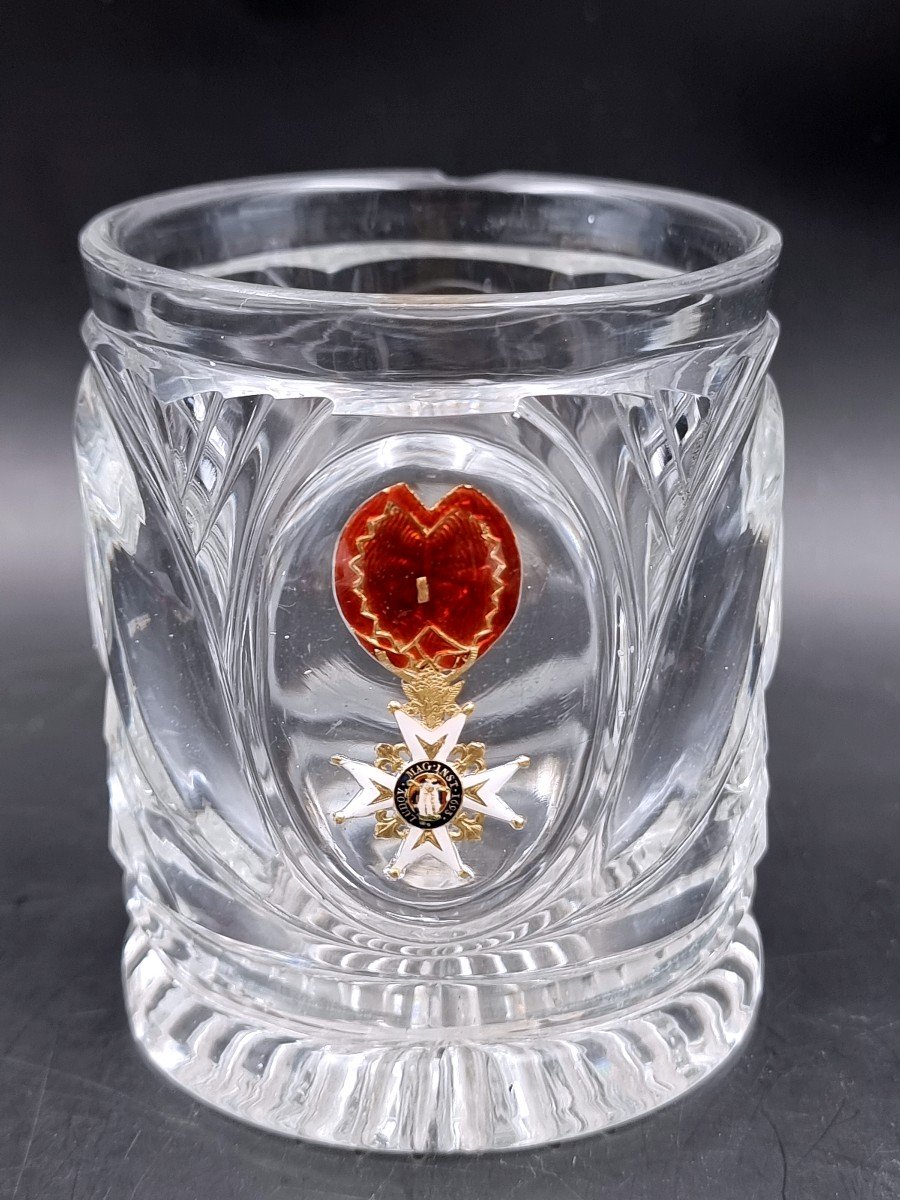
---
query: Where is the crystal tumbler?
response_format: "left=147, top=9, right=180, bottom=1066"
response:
left=75, top=172, right=783, bottom=1152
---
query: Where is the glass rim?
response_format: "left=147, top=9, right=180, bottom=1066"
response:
left=79, top=169, right=782, bottom=315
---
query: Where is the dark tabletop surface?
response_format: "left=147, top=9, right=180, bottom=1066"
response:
left=2, top=1, right=899, bottom=1196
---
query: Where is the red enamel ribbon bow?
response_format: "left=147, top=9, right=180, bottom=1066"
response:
left=334, top=484, right=521, bottom=674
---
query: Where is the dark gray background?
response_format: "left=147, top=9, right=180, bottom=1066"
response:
left=2, top=1, right=899, bottom=1196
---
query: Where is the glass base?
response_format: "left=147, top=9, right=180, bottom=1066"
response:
left=123, top=914, right=761, bottom=1154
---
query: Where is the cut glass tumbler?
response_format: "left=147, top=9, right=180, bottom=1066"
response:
left=75, top=172, right=783, bottom=1152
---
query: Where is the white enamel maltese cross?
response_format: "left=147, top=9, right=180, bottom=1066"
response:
left=332, top=706, right=528, bottom=882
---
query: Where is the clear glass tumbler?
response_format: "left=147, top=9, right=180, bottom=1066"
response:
left=75, top=172, right=783, bottom=1153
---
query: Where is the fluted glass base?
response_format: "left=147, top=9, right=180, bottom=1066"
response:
left=124, top=909, right=761, bottom=1153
